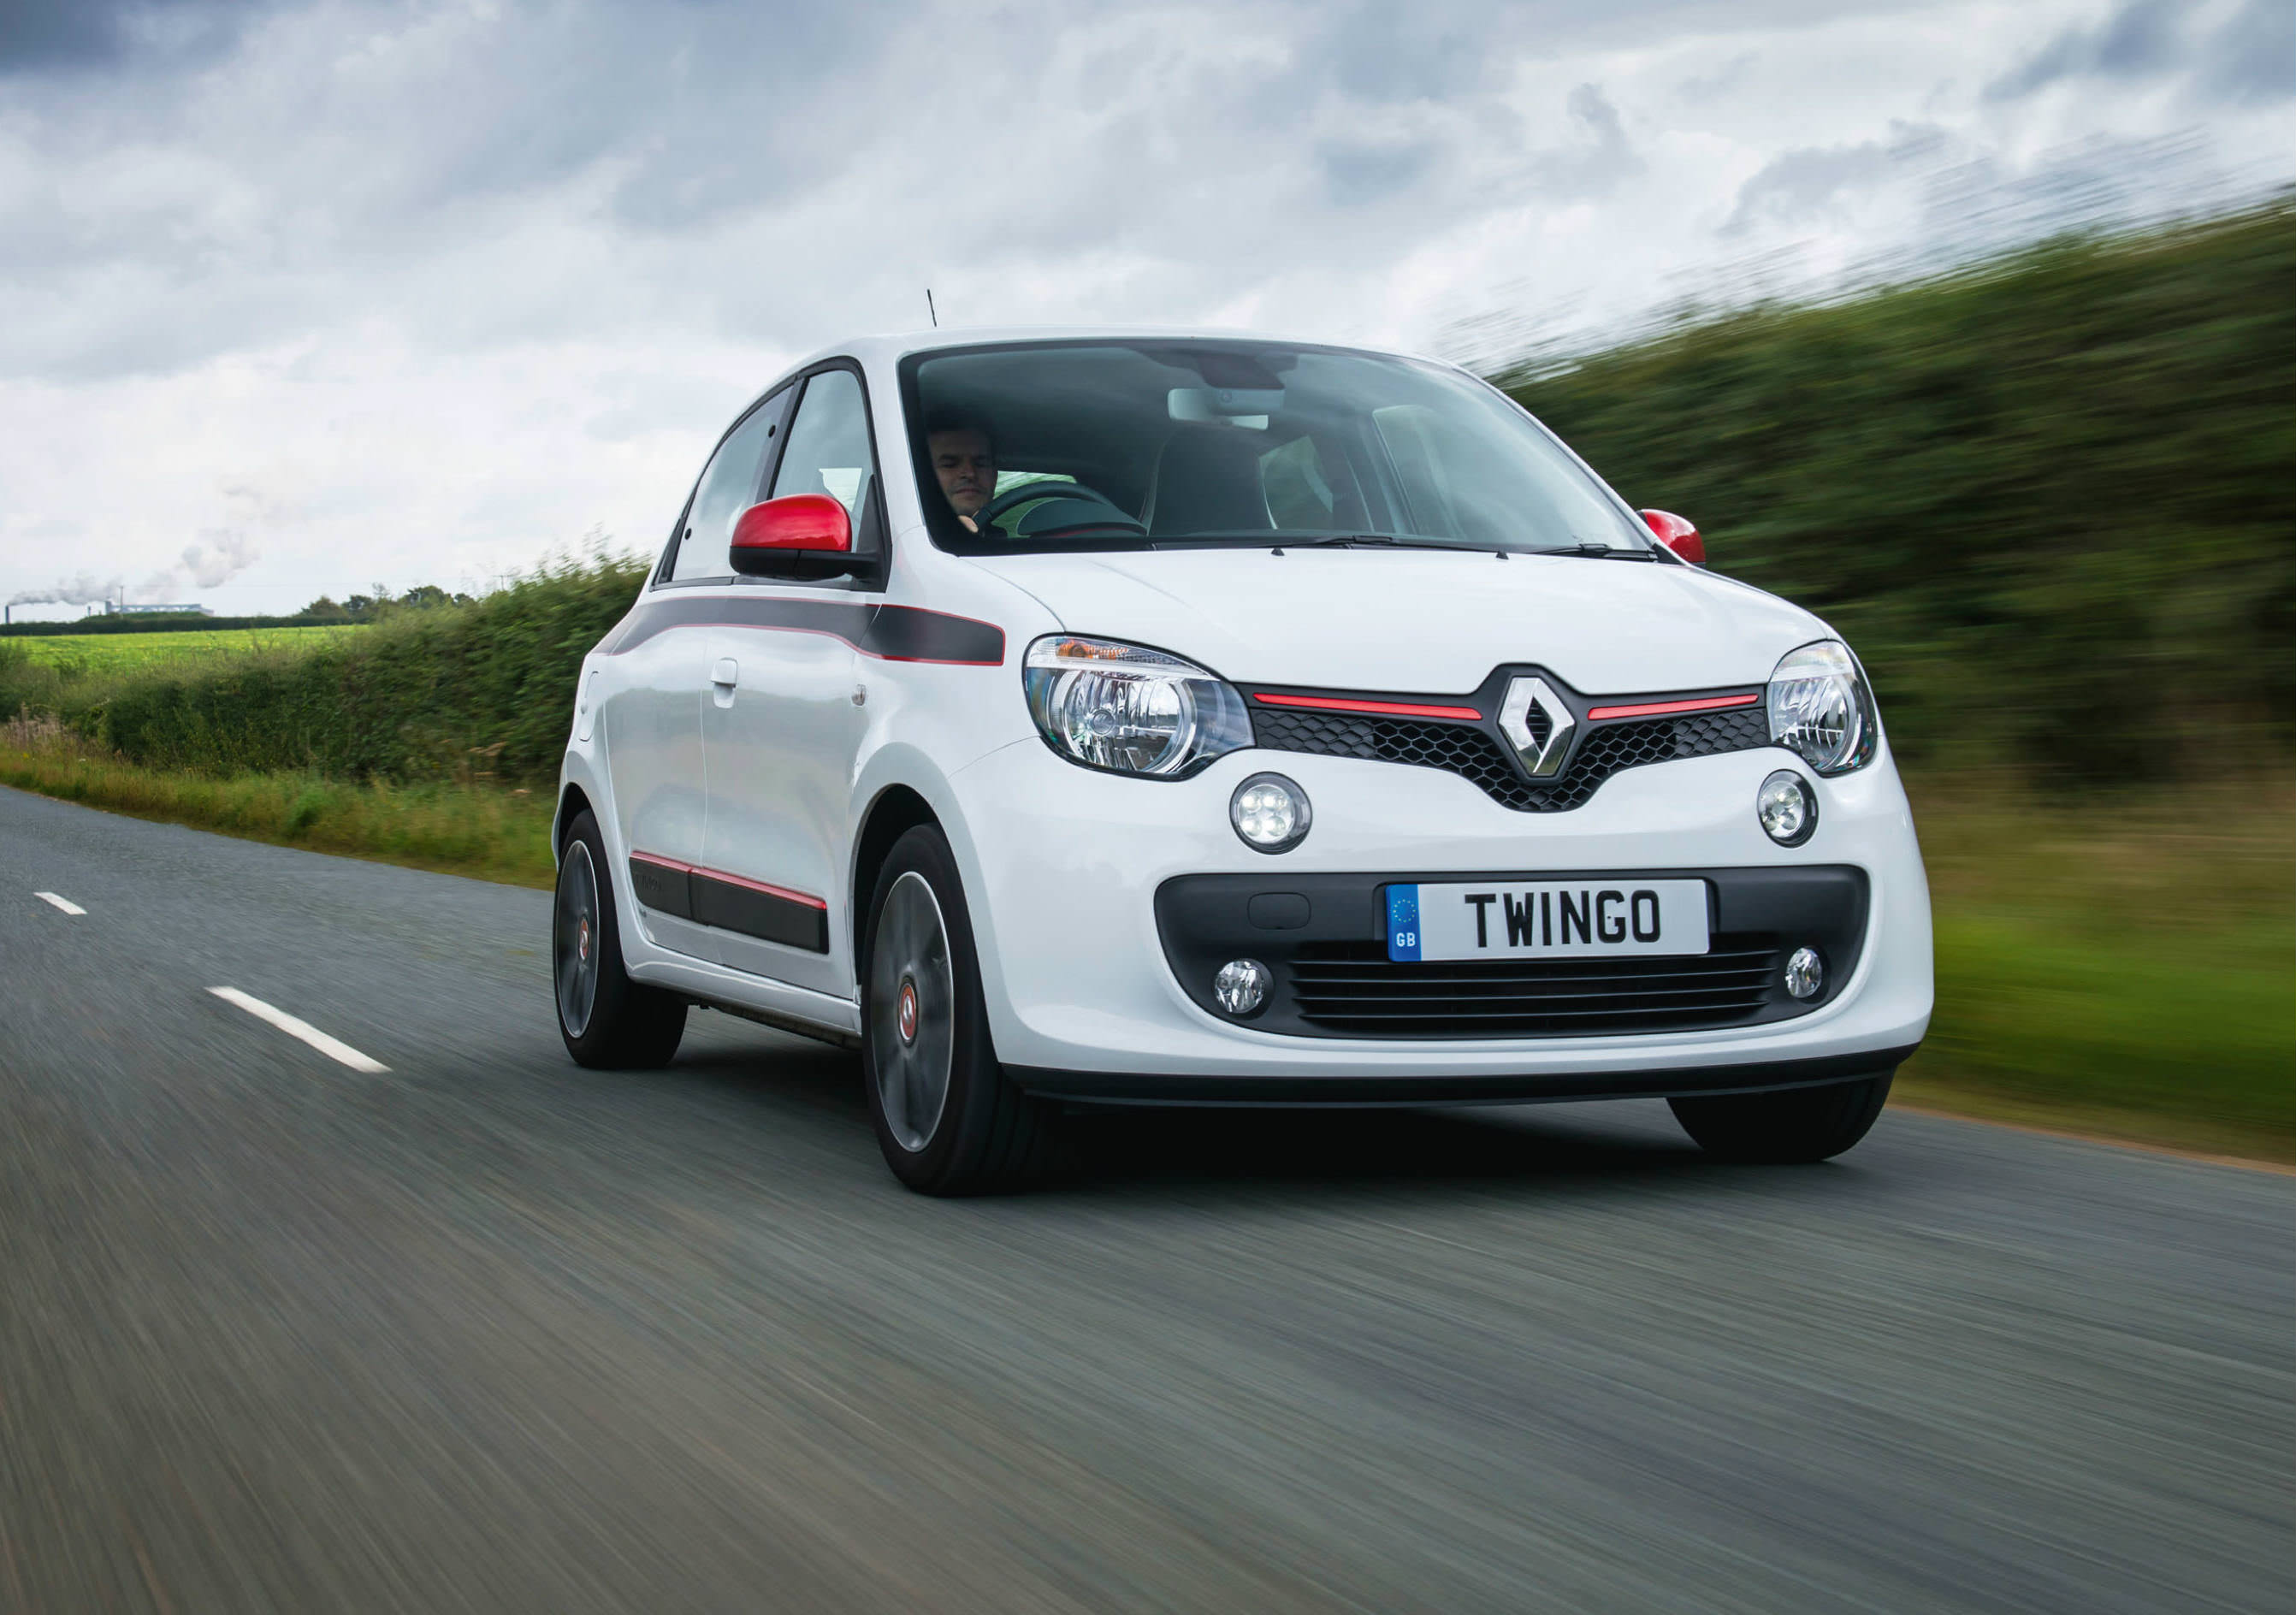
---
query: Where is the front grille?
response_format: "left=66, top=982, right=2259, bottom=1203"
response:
left=1252, top=704, right=1769, bottom=812
left=1287, top=938, right=1782, bottom=1037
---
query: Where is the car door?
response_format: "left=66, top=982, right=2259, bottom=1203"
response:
left=696, top=363, right=882, bottom=998
left=603, top=385, right=791, bottom=962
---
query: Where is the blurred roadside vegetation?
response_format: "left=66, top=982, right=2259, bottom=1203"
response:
left=3, top=204, right=2289, bottom=1158
left=0, top=557, right=647, bottom=786
left=1901, top=775, right=2290, bottom=1161
left=0, top=713, right=558, bottom=885
left=1502, top=195, right=2296, bottom=781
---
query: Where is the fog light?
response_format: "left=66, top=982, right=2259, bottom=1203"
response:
left=1784, top=947, right=1824, bottom=999
left=1231, top=772, right=1311, bottom=853
left=1214, top=958, right=1270, bottom=1017
left=1757, top=769, right=1817, bottom=846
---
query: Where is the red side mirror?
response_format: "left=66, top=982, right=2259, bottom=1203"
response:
left=1640, top=509, right=1704, bottom=565
left=730, top=494, right=852, bottom=574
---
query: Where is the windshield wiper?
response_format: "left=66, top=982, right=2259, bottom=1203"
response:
left=1286, top=534, right=1495, bottom=553
left=1146, top=532, right=1511, bottom=554
left=1522, top=541, right=1658, bottom=561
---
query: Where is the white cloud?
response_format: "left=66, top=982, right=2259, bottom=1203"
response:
left=0, top=0, right=2290, bottom=613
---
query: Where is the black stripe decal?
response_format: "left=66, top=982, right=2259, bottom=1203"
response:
left=628, top=855, right=830, bottom=953
left=602, top=595, right=1003, bottom=665
left=689, top=873, right=830, bottom=953
left=628, top=855, right=694, bottom=920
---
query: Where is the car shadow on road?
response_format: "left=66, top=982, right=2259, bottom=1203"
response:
left=1054, top=1103, right=1711, bottom=1196
left=660, top=1015, right=1733, bottom=1199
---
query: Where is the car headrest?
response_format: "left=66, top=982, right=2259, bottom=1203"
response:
left=1147, top=427, right=1273, bottom=537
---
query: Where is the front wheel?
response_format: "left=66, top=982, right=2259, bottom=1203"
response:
left=554, top=810, right=686, bottom=1068
left=1668, top=1072, right=1894, bottom=1163
left=862, top=825, right=1054, bottom=1195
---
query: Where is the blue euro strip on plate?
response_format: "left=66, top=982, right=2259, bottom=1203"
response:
left=1385, top=884, right=1422, bottom=962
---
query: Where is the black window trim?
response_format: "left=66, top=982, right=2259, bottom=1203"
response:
left=651, top=357, right=891, bottom=594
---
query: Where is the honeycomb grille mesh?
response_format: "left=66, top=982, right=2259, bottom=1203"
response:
left=1251, top=703, right=1768, bottom=812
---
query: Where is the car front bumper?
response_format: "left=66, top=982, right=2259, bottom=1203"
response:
left=944, top=737, right=1932, bottom=1099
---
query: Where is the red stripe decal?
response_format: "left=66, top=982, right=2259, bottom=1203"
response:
left=1255, top=692, right=1483, bottom=721
left=1585, top=692, right=1762, bottom=721
left=630, top=852, right=825, bottom=909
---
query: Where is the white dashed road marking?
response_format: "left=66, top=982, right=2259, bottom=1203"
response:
left=209, top=987, right=390, bottom=1074
left=34, top=891, right=86, bottom=915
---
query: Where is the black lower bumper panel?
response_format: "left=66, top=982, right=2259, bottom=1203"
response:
left=1007, top=1044, right=1920, bottom=1106
left=1156, top=865, right=1870, bottom=1039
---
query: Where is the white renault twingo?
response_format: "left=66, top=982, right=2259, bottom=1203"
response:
left=553, top=331, right=1932, bottom=1193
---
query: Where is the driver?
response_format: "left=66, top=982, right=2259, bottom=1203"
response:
left=925, top=411, right=997, bottom=533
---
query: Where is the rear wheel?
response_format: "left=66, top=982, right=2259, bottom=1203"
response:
left=1669, top=1072, right=1894, bottom=1163
left=862, top=825, right=1053, bottom=1195
left=554, top=810, right=686, bottom=1068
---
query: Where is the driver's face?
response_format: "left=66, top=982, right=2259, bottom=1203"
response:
left=929, top=429, right=995, bottom=518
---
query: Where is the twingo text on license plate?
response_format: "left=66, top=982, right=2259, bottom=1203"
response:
left=1385, top=879, right=1711, bottom=963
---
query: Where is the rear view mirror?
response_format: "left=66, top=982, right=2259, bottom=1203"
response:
left=731, top=494, right=855, bottom=578
left=1169, top=387, right=1281, bottom=427
left=1640, top=509, right=1704, bottom=565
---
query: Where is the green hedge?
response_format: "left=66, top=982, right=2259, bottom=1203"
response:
left=1503, top=198, right=2296, bottom=779
left=3, top=559, right=650, bottom=788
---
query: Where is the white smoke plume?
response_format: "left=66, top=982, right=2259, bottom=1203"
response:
left=175, top=528, right=262, bottom=592
left=9, top=529, right=262, bottom=611
left=8, top=571, right=124, bottom=609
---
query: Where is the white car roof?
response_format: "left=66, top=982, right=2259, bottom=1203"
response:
left=784, top=327, right=1463, bottom=378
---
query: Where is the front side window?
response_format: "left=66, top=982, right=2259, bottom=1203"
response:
left=770, top=368, right=879, bottom=547
left=900, top=340, right=1649, bottom=557
left=668, top=386, right=790, bottom=582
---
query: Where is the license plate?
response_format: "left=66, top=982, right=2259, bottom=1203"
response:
left=1385, top=879, right=1710, bottom=962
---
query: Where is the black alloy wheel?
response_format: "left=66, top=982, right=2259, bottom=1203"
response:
left=554, top=809, right=687, bottom=1068
left=861, top=825, right=1054, bottom=1194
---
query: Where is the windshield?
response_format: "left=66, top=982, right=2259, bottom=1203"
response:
left=900, top=340, right=1651, bottom=556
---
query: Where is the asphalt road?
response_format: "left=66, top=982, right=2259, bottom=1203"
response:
left=2, top=784, right=2290, bottom=1613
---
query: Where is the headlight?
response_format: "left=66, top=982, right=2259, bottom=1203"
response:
left=1023, top=635, right=1252, bottom=777
left=1766, top=639, right=1876, bottom=775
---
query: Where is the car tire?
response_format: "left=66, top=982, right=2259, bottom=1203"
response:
left=1668, top=1071, right=1894, bottom=1163
left=554, top=809, right=687, bottom=1068
left=862, top=825, right=1054, bottom=1195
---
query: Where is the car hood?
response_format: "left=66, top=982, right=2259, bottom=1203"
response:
left=968, top=547, right=1829, bottom=695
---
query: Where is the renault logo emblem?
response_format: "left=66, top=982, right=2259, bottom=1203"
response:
left=1498, top=676, right=1575, bottom=778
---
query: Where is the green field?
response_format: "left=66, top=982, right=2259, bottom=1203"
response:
left=5, top=624, right=365, bottom=674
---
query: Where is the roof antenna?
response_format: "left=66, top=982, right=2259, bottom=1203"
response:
left=926, top=288, right=938, bottom=328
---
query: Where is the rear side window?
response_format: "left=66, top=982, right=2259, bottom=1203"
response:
left=769, top=368, right=880, bottom=547
left=668, top=387, right=790, bottom=583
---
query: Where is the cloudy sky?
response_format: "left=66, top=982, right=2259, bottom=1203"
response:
left=1, top=0, right=2288, bottom=618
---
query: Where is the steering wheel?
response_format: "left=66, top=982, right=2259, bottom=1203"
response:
left=974, top=482, right=1145, bottom=539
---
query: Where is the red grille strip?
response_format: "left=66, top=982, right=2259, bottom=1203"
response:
left=1254, top=692, right=1483, bottom=722
left=1585, top=693, right=1760, bottom=721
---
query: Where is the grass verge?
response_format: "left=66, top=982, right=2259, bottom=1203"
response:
left=0, top=727, right=555, bottom=889
left=1902, top=775, right=2293, bottom=1164
left=3, top=732, right=2287, bottom=1162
